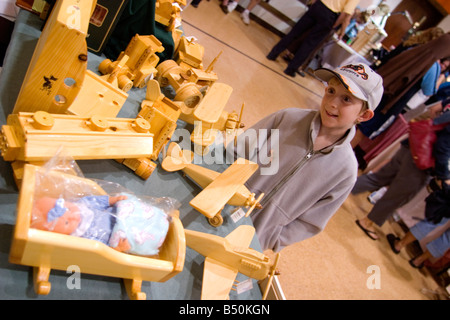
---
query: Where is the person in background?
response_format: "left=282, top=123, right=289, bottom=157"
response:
left=342, top=8, right=369, bottom=45
left=190, top=0, right=204, bottom=8
left=387, top=219, right=449, bottom=269
left=266, top=0, right=359, bottom=77
left=353, top=96, right=450, bottom=241
left=372, top=27, right=444, bottom=70
left=220, top=0, right=261, bottom=25
left=352, top=33, right=450, bottom=148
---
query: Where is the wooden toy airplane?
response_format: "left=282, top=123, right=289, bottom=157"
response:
left=180, top=83, right=245, bottom=155
left=161, top=142, right=263, bottom=227
left=184, top=225, right=280, bottom=300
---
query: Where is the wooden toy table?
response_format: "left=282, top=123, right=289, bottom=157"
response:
left=0, top=9, right=263, bottom=300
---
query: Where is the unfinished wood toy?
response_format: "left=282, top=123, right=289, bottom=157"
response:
left=12, top=0, right=128, bottom=118
left=98, top=34, right=165, bottom=92
left=174, top=36, right=205, bottom=70
left=9, top=164, right=185, bottom=300
left=161, top=142, right=264, bottom=227
left=139, top=80, right=181, bottom=161
left=0, top=111, right=153, bottom=162
left=117, top=80, right=181, bottom=179
left=179, top=83, right=245, bottom=155
left=65, top=70, right=128, bottom=118
left=155, top=0, right=186, bottom=31
left=13, top=0, right=96, bottom=114
left=185, top=225, right=280, bottom=300
left=155, top=53, right=221, bottom=110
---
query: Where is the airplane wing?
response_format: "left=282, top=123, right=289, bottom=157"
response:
left=225, top=225, right=255, bottom=248
left=189, top=159, right=258, bottom=218
left=193, top=83, right=233, bottom=124
left=201, top=257, right=238, bottom=300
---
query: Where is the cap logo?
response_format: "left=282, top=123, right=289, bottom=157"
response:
left=340, top=64, right=368, bottom=80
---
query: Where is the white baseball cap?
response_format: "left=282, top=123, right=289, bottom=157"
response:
left=315, top=63, right=384, bottom=110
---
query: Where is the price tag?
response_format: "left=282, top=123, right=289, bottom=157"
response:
left=235, top=279, right=253, bottom=295
left=230, top=208, right=245, bottom=223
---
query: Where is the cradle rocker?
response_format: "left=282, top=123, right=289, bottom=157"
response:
left=161, top=142, right=263, bottom=227
left=9, top=164, right=186, bottom=300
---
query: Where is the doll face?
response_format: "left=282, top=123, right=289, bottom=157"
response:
left=31, top=197, right=81, bottom=235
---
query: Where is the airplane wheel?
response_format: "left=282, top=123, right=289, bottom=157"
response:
left=208, top=213, right=223, bottom=227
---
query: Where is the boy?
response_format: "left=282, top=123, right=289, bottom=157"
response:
left=228, top=63, right=383, bottom=252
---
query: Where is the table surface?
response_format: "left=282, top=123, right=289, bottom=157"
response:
left=0, top=9, right=263, bottom=300
left=320, top=34, right=372, bottom=70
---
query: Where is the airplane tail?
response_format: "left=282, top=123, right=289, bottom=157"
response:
left=161, top=142, right=194, bottom=172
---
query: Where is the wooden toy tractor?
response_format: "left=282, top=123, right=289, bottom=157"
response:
left=98, top=34, right=165, bottom=92
left=155, top=52, right=221, bottom=111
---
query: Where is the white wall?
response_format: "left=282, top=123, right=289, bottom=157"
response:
left=437, top=14, right=450, bottom=32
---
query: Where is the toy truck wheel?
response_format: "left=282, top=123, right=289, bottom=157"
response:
left=208, top=212, right=223, bottom=227
left=135, top=158, right=157, bottom=180
left=32, top=111, right=54, bottom=130
left=118, top=75, right=133, bottom=92
left=174, top=83, right=202, bottom=108
left=156, top=60, right=182, bottom=87
left=98, top=59, right=113, bottom=74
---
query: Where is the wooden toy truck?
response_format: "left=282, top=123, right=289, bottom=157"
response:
left=9, top=164, right=186, bottom=300
left=116, top=80, right=181, bottom=180
left=155, top=53, right=220, bottom=110
left=155, top=0, right=186, bottom=31
left=174, top=36, right=205, bottom=70
left=0, top=111, right=154, bottom=162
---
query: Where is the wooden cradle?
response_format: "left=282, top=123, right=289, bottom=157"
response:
left=9, top=164, right=186, bottom=300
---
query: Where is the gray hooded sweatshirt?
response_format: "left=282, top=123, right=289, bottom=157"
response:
left=226, top=108, right=358, bottom=252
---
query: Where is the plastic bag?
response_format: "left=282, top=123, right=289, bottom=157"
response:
left=30, top=148, right=180, bottom=256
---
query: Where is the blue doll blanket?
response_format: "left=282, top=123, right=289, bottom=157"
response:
left=108, top=193, right=170, bottom=256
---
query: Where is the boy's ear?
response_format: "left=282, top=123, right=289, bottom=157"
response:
left=357, top=109, right=374, bottom=123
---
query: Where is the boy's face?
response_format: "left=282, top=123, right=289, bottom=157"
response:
left=319, top=80, right=373, bottom=133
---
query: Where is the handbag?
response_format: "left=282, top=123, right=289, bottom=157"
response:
left=408, top=119, right=447, bottom=170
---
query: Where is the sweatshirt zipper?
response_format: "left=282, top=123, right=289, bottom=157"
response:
left=260, top=148, right=314, bottom=206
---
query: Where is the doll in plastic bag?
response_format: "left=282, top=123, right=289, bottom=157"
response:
left=31, top=194, right=127, bottom=245
left=108, top=193, right=172, bottom=256
left=30, top=148, right=179, bottom=256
